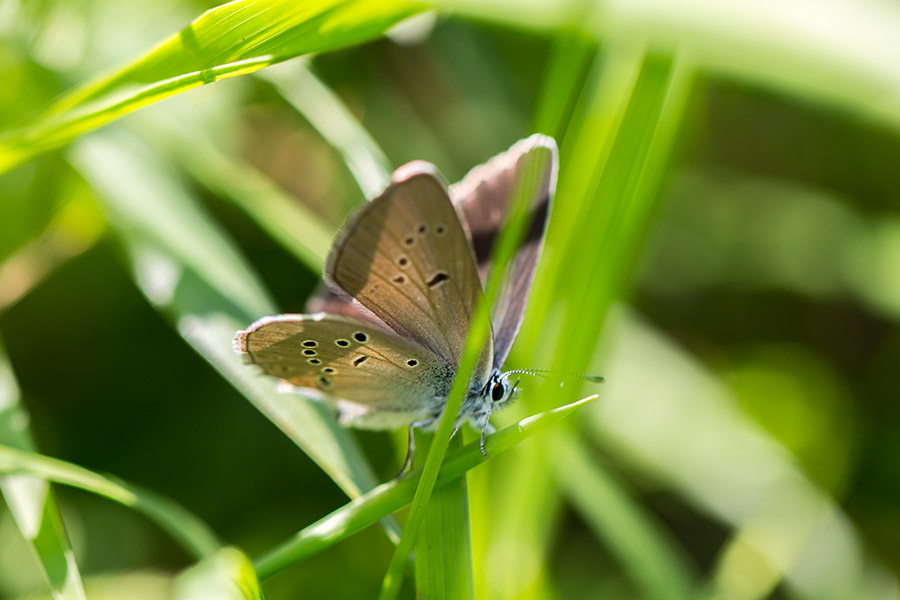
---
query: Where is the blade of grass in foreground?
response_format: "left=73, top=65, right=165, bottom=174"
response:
left=377, top=140, right=558, bottom=600
left=69, top=130, right=393, bottom=528
left=482, top=50, right=696, bottom=600
left=0, top=342, right=86, bottom=600
left=0, top=0, right=422, bottom=174
left=0, top=444, right=220, bottom=559
left=413, top=433, right=474, bottom=600
left=254, top=395, right=595, bottom=579
left=475, top=48, right=648, bottom=599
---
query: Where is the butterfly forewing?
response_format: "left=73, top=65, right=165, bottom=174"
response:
left=327, top=165, right=493, bottom=381
left=235, top=314, right=454, bottom=428
left=450, top=134, right=557, bottom=368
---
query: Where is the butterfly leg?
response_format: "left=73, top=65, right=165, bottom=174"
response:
left=479, top=420, right=496, bottom=457
left=395, top=420, right=433, bottom=479
left=395, top=425, right=417, bottom=479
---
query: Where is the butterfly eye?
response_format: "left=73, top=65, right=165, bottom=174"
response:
left=491, top=381, right=506, bottom=402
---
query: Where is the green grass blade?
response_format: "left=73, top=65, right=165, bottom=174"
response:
left=413, top=433, right=474, bottom=600
left=480, top=49, right=696, bottom=599
left=68, top=129, right=387, bottom=505
left=0, top=341, right=86, bottom=600
left=377, top=136, right=558, bottom=600
left=175, top=547, right=264, bottom=600
left=254, top=395, right=595, bottom=579
left=0, top=0, right=422, bottom=174
left=0, top=444, right=221, bottom=559
left=531, top=29, right=596, bottom=138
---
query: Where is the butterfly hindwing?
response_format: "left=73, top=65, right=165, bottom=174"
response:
left=450, top=134, right=557, bottom=368
left=326, top=163, right=493, bottom=382
left=234, top=314, right=454, bottom=429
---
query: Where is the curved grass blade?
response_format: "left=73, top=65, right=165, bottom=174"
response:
left=0, top=0, right=423, bottom=174
left=0, top=341, right=86, bottom=600
left=254, top=395, right=595, bottom=579
left=0, top=444, right=221, bottom=559
left=175, top=547, right=263, bottom=600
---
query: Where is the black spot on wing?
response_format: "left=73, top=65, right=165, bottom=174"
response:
left=426, top=272, right=449, bottom=287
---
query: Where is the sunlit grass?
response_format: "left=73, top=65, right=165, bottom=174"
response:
left=1, top=0, right=899, bottom=598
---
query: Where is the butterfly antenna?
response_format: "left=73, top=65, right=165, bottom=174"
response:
left=502, top=368, right=604, bottom=384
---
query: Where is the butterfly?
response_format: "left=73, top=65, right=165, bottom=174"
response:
left=234, top=135, right=557, bottom=468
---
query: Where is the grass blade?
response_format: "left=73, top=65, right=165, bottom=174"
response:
left=377, top=136, right=558, bottom=600
left=254, top=395, right=595, bottom=579
left=0, top=0, right=422, bottom=174
left=0, top=341, right=86, bottom=600
left=480, top=49, right=696, bottom=599
left=413, top=434, right=474, bottom=600
left=0, top=444, right=221, bottom=559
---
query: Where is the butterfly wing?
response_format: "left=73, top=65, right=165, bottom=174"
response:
left=450, top=134, right=557, bottom=368
left=306, top=281, right=389, bottom=329
left=234, top=314, right=454, bottom=430
left=326, top=162, right=493, bottom=384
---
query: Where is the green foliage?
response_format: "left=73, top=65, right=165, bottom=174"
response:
left=1, top=0, right=900, bottom=599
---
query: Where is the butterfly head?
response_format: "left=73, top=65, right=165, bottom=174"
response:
left=483, top=369, right=520, bottom=410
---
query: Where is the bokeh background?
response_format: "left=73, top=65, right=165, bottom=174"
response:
left=1, top=0, right=900, bottom=599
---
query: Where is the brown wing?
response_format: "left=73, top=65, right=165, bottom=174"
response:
left=325, top=162, right=493, bottom=384
left=449, top=134, right=557, bottom=368
left=234, top=313, right=454, bottom=429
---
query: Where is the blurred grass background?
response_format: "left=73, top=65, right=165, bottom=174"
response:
left=2, top=0, right=900, bottom=598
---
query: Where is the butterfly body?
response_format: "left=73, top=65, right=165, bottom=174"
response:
left=235, top=135, right=557, bottom=447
